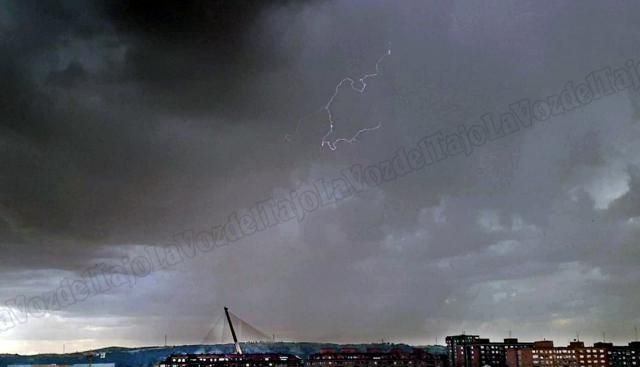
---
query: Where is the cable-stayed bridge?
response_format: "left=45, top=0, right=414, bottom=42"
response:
left=201, top=308, right=272, bottom=346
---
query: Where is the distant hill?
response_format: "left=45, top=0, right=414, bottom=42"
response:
left=0, top=343, right=447, bottom=367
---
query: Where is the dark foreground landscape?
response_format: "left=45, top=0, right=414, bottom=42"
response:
left=0, top=343, right=447, bottom=367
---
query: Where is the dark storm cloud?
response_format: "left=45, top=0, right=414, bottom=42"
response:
left=101, top=0, right=315, bottom=122
left=0, top=1, right=111, bottom=268
left=0, top=0, right=308, bottom=272
left=0, top=0, right=408, bottom=272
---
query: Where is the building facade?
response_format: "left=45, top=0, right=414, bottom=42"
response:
left=602, top=342, right=640, bottom=367
left=446, top=334, right=480, bottom=367
left=307, top=348, right=443, bottom=367
left=504, top=340, right=640, bottom=367
left=506, top=347, right=533, bottom=367
left=446, top=335, right=532, bottom=367
left=159, top=354, right=303, bottom=367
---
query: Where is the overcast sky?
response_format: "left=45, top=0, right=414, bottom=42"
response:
left=2, top=0, right=640, bottom=355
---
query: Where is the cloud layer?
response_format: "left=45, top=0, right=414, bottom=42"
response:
left=1, top=0, right=640, bottom=354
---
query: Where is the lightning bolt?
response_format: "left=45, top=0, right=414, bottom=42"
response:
left=285, top=48, right=391, bottom=151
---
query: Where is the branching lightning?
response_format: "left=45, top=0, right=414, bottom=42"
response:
left=285, top=48, right=391, bottom=151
